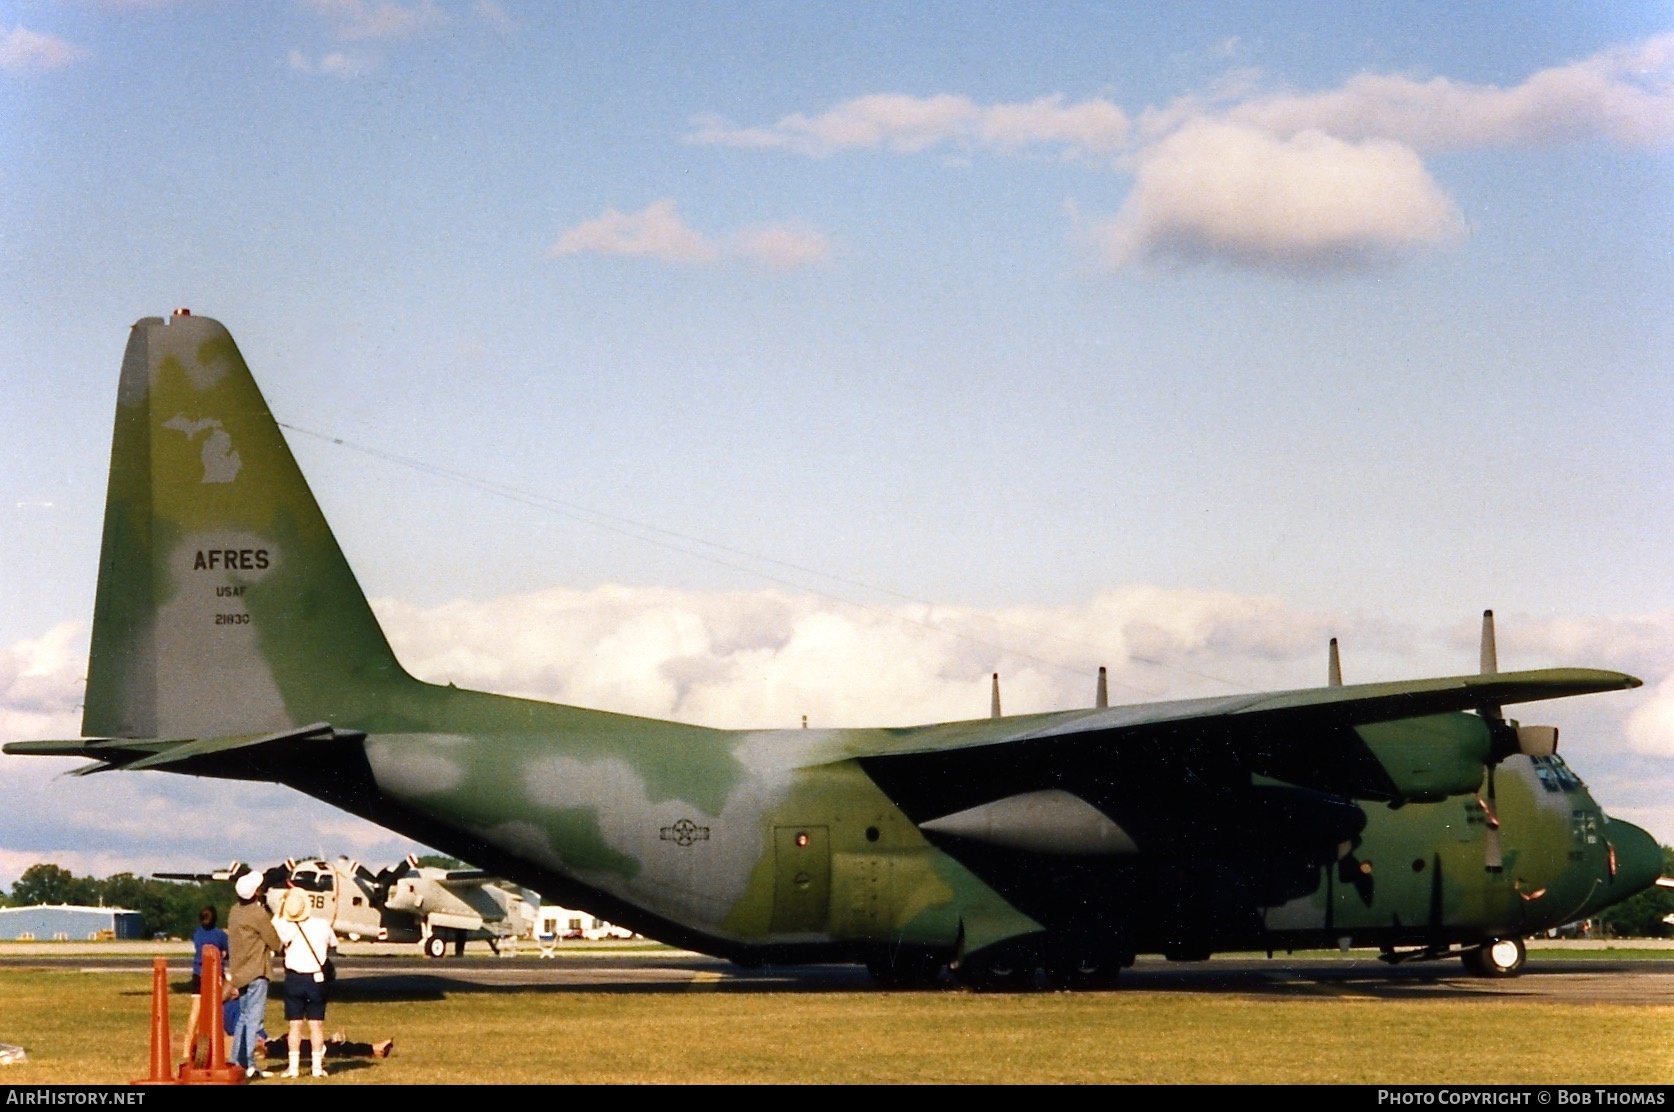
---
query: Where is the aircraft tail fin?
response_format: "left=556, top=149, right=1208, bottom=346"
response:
left=82, top=312, right=417, bottom=740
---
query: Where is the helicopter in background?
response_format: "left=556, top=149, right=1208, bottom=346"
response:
left=157, top=855, right=537, bottom=957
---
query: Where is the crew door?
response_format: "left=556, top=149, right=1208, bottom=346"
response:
left=770, top=825, right=831, bottom=934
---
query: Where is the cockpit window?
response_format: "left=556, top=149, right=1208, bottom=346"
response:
left=1571, top=809, right=1600, bottom=847
left=1532, top=755, right=1584, bottom=793
left=289, top=869, right=334, bottom=892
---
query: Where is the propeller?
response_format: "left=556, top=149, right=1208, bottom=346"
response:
left=1473, top=610, right=1560, bottom=872
left=364, top=855, right=420, bottom=900
left=1477, top=611, right=1505, bottom=871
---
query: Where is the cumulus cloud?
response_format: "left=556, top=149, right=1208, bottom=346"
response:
left=548, top=200, right=718, bottom=264
left=549, top=201, right=832, bottom=270
left=0, top=756, right=428, bottom=889
left=0, top=622, right=85, bottom=738
left=0, top=26, right=86, bottom=73
left=1216, top=32, right=1674, bottom=151
left=1477, top=612, right=1674, bottom=669
left=367, top=582, right=1372, bottom=728
left=1102, top=36, right=1671, bottom=271
left=302, top=0, right=447, bottom=42
left=1626, top=675, right=1674, bottom=757
left=689, top=93, right=1129, bottom=159
left=1092, top=120, right=1467, bottom=272
left=1493, top=611, right=1674, bottom=760
left=7, top=590, right=1674, bottom=883
left=0, top=619, right=426, bottom=887
left=359, top=589, right=1674, bottom=772
left=693, top=34, right=1673, bottom=275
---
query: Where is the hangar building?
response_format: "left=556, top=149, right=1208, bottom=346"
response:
left=0, top=904, right=146, bottom=941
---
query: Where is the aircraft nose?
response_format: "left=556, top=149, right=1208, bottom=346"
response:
left=1605, top=817, right=1664, bottom=896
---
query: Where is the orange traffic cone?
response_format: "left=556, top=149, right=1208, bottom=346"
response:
left=132, top=957, right=180, bottom=1085
left=177, top=943, right=244, bottom=1085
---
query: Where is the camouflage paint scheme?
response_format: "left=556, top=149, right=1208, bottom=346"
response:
left=5, top=315, right=1661, bottom=986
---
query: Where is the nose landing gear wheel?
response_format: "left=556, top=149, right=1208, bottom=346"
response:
left=1462, top=936, right=1525, bottom=977
left=424, top=933, right=447, bottom=959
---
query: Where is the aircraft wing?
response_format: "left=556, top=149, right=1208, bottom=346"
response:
left=5, top=667, right=1634, bottom=816
left=152, top=872, right=223, bottom=882
left=857, top=668, right=1638, bottom=819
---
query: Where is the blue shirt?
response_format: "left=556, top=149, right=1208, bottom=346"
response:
left=192, top=925, right=229, bottom=975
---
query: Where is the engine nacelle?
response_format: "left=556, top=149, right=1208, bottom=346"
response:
left=1355, top=713, right=1493, bottom=802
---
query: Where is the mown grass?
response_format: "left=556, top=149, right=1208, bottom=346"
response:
left=2, top=969, right=1671, bottom=1085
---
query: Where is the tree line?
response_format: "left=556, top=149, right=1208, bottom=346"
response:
left=0, top=855, right=471, bottom=940
left=1591, top=843, right=1674, bottom=938
left=1, top=863, right=233, bottom=939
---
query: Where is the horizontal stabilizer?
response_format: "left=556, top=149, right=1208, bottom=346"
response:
left=3, top=722, right=361, bottom=781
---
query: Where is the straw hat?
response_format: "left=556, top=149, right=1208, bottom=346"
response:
left=279, top=887, right=310, bottom=922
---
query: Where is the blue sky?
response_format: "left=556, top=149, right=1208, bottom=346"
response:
left=2, top=2, right=1672, bottom=884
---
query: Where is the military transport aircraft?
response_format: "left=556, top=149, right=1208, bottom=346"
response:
left=5, top=312, right=1663, bottom=989
left=156, top=855, right=536, bottom=957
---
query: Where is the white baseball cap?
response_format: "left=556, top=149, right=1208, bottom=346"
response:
left=235, top=871, right=261, bottom=901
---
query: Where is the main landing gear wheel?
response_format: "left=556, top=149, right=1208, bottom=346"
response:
left=424, top=933, right=447, bottom=959
left=1043, top=955, right=1121, bottom=991
left=953, top=957, right=1037, bottom=992
left=1462, top=936, right=1526, bottom=977
left=865, top=948, right=945, bottom=989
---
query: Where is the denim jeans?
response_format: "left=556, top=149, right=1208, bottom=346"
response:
left=229, top=976, right=267, bottom=1068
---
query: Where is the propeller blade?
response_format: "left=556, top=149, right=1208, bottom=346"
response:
left=1515, top=724, right=1559, bottom=758
left=373, top=855, right=419, bottom=887
left=1480, top=774, right=1503, bottom=872
left=1478, top=610, right=1503, bottom=722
